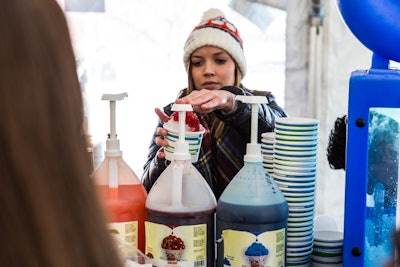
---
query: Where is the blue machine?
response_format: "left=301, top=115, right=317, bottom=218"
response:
left=336, top=0, right=400, bottom=266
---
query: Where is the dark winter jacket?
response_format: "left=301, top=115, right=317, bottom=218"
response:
left=141, top=85, right=287, bottom=199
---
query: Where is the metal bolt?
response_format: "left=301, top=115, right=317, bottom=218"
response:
left=351, top=247, right=362, bottom=256
left=356, top=118, right=366, bottom=127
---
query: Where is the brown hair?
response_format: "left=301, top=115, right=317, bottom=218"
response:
left=0, top=0, right=122, bottom=266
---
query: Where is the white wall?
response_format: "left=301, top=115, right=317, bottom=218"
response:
left=62, top=0, right=286, bottom=176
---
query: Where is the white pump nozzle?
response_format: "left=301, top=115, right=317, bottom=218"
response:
left=101, top=92, right=128, bottom=157
left=235, top=95, right=267, bottom=163
left=168, top=104, right=192, bottom=207
left=170, top=104, right=192, bottom=161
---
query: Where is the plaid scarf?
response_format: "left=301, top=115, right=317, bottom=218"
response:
left=194, top=113, right=246, bottom=199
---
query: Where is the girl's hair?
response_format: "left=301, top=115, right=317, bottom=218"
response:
left=0, top=0, right=122, bottom=266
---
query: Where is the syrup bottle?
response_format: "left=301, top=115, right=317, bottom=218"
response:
left=216, top=96, right=289, bottom=267
left=145, top=104, right=217, bottom=267
left=92, top=93, right=147, bottom=253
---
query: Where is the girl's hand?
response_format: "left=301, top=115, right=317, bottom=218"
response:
left=175, top=89, right=235, bottom=113
left=154, top=108, right=170, bottom=159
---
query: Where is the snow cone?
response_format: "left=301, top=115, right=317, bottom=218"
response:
left=164, top=111, right=205, bottom=163
left=161, top=234, right=185, bottom=263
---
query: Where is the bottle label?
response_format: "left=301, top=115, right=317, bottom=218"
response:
left=222, top=228, right=285, bottom=267
left=145, top=221, right=207, bottom=267
left=109, top=221, right=138, bottom=248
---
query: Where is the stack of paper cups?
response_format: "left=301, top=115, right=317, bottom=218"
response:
left=261, top=132, right=275, bottom=177
left=273, top=117, right=319, bottom=266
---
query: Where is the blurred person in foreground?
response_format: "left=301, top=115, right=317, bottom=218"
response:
left=141, top=8, right=287, bottom=199
left=0, top=0, right=123, bottom=266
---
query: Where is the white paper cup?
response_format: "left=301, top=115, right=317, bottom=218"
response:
left=163, top=248, right=184, bottom=262
left=164, top=124, right=205, bottom=163
left=246, top=255, right=268, bottom=267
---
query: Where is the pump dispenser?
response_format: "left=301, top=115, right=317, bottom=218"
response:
left=145, top=104, right=217, bottom=267
left=216, top=96, right=289, bottom=267
left=92, top=93, right=147, bottom=253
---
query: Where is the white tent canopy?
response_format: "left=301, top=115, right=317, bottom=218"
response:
left=284, top=0, right=371, bottom=229
left=61, top=0, right=376, bottom=229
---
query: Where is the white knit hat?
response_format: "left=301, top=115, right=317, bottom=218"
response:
left=183, top=8, right=247, bottom=78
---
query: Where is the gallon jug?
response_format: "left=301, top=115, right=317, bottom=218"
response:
left=92, top=93, right=147, bottom=252
left=216, top=96, right=288, bottom=267
left=145, top=104, right=217, bottom=267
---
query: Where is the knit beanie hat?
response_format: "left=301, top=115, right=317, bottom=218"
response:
left=183, top=8, right=247, bottom=78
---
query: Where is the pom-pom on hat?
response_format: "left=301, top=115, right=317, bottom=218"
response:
left=183, top=8, right=247, bottom=78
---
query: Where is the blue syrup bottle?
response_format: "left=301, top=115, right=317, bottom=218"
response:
left=216, top=96, right=288, bottom=267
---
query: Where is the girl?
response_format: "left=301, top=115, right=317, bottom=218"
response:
left=142, top=8, right=287, bottom=199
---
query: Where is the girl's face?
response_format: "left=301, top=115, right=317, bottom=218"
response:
left=190, top=46, right=236, bottom=90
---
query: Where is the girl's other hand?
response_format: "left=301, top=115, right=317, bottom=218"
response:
left=154, top=108, right=170, bottom=159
